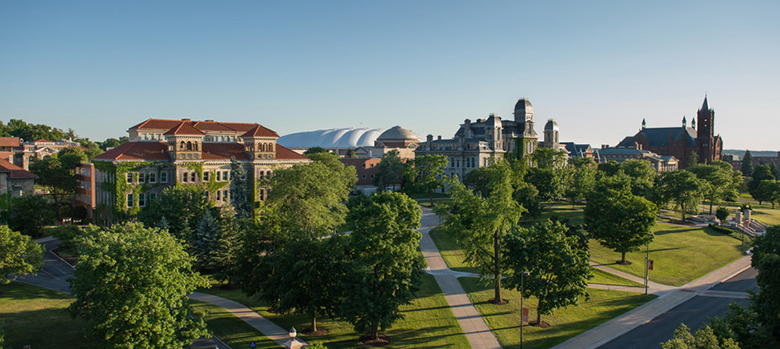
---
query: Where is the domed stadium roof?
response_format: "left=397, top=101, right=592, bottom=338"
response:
left=277, top=128, right=385, bottom=150
left=376, top=126, right=419, bottom=141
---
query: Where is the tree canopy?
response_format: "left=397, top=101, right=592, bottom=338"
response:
left=585, top=175, right=657, bottom=264
left=657, top=170, right=707, bottom=221
left=68, top=222, right=209, bottom=349
left=405, top=154, right=447, bottom=205
left=741, top=150, right=754, bottom=176
left=0, top=225, right=43, bottom=281
left=505, top=219, right=591, bottom=325
left=341, top=192, right=424, bottom=340
left=373, top=149, right=405, bottom=192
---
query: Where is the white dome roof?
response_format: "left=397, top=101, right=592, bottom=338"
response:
left=277, top=128, right=385, bottom=150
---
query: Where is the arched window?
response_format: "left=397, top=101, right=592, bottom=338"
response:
left=187, top=141, right=192, bottom=151
left=194, top=142, right=199, bottom=151
left=180, top=141, right=185, bottom=150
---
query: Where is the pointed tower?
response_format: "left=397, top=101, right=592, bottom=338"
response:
left=696, top=95, right=716, bottom=164
left=511, top=98, right=538, bottom=159
left=682, top=116, right=687, bottom=128
left=543, top=119, right=559, bottom=149
left=642, top=118, right=646, bottom=130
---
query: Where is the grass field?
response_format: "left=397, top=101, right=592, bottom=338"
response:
left=589, top=268, right=644, bottom=287
left=428, top=227, right=479, bottom=273
left=198, top=273, right=469, bottom=348
left=533, top=203, right=586, bottom=226
left=459, top=277, right=656, bottom=349
left=589, top=222, right=749, bottom=286
left=0, top=282, right=100, bottom=349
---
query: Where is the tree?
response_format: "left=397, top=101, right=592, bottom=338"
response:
left=405, top=154, right=447, bottom=206
left=212, top=209, right=242, bottom=286
left=373, top=150, right=405, bottom=192
left=138, top=184, right=213, bottom=246
left=0, top=225, right=43, bottom=281
left=526, top=167, right=562, bottom=201
left=505, top=220, right=591, bottom=325
left=716, top=207, right=730, bottom=223
left=597, top=160, right=621, bottom=178
left=662, top=324, right=740, bottom=349
left=532, top=148, right=567, bottom=170
left=753, top=180, right=780, bottom=208
left=585, top=176, right=657, bottom=264
left=341, top=192, right=424, bottom=340
left=741, top=150, right=754, bottom=177
left=750, top=225, right=780, bottom=338
left=563, top=159, right=597, bottom=205
left=749, top=165, right=775, bottom=203
left=267, top=159, right=354, bottom=239
left=229, top=157, right=253, bottom=218
left=68, top=222, right=209, bottom=348
left=436, top=160, right=524, bottom=303
left=688, top=162, right=736, bottom=214
left=303, top=146, right=328, bottom=155
left=7, top=195, right=56, bottom=237
left=658, top=170, right=707, bottom=221
left=770, top=162, right=779, bottom=180
left=620, top=159, right=657, bottom=198
left=29, top=157, right=76, bottom=216
left=194, top=210, right=220, bottom=271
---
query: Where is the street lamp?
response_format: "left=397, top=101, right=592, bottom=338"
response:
left=283, top=326, right=302, bottom=349
left=520, top=271, right=529, bottom=349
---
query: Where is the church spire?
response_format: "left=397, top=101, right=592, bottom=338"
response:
left=682, top=116, right=687, bottom=127
left=701, top=95, right=710, bottom=111
left=641, top=118, right=646, bottom=129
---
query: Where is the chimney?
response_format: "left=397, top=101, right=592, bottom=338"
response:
left=602, top=144, right=609, bottom=149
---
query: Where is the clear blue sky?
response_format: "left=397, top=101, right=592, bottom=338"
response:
left=2, top=1, right=778, bottom=150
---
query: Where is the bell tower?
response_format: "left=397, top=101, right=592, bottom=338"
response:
left=696, top=96, right=716, bottom=164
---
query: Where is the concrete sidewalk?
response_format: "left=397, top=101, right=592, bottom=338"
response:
left=190, top=292, right=306, bottom=347
left=551, top=255, right=753, bottom=349
left=419, top=206, right=502, bottom=349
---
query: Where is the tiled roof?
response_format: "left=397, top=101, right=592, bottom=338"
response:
left=129, top=118, right=190, bottom=130
left=191, top=121, right=240, bottom=132
left=0, top=159, right=37, bottom=179
left=130, top=118, right=275, bottom=136
left=219, top=122, right=261, bottom=132
left=241, top=124, right=279, bottom=138
left=276, top=145, right=309, bottom=160
left=623, top=127, right=697, bottom=147
left=0, top=137, right=20, bottom=147
left=163, top=122, right=206, bottom=136
left=93, top=142, right=170, bottom=161
left=34, top=139, right=52, bottom=143
left=202, top=143, right=250, bottom=161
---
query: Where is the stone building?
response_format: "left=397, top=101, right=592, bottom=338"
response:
left=618, top=97, right=723, bottom=168
left=91, top=118, right=308, bottom=224
left=0, top=159, right=37, bottom=197
left=415, top=98, right=539, bottom=179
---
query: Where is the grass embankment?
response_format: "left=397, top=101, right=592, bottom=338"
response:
left=198, top=273, right=469, bottom=348
left=460, top=278, right=656, bottom=349
left=0, top=282, right=100, bottom=349
left=589, top=222, right=749, bottom=286
left=589, top=269, right=644, bottom=287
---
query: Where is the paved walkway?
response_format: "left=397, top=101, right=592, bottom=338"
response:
left=190, top=292, right=307, bottom=348
left=551, top=255, right=753, bottom=349
left=418, top=206, right=503, bottom=349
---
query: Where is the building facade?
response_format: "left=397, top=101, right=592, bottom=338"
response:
left=594, top=145, right=679, bottom=173
left=618, top=97, right=723, bottom=168
left=415, top=98, right=539, bottom=179
left=91, top=118, right=309, bottom=224
left=0, top=159, right=37, bottom=197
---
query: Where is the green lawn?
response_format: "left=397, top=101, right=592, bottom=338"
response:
left=0, top=282, right=100, bottom=349
left=428, top=227, right=479, bottom=273
left=460, top=277, right=656, bottom=349
left=191, top=300, right=278, bottom=349
left=589, top=268, right=644, bottom=287
left=198, top=273, right=469, bottom=348
left=717, top=193, right=780, bottom=226
left=534, top=203, right=586, bottom=226
left=589, top=222, right=749, bottom=286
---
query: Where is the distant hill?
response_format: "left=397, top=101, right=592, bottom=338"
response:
left=723, top=149, right=779, bottom=158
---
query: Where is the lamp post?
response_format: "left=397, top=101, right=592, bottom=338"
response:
left=283, top=326, right=302, bottom=349
left=644, top=234, right=652, bottom=295
left=520, top=271, right=529, bottom=349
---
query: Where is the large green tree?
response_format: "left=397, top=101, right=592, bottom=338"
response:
left=373, top=149, right=405, bottom=192
left=657, top=170, right=707, bottom=221
left=563, top=158, right=597, bottom=205
left=741, top=150, right=754, bottom=177
left=620, top=159, right=657, bottom=198
left=437, top=160, right=524, bottom=303
left=341, top=192, right=424, bottom=340
left=662, top=324, right=740, bottom=349
left=68, top=222, right=209, bottom=349
left=585, top=176, right=657, bottom=264
left=405, top=154, right=447, bottom=206
left=749, top=165, right=775, bottom=204
left=505, top=219, right=591, bottom=325
left=229, top=157, right=253, bottom=218
left=266, top=157, right=355, bottom=239
left=688, top=162, right=737, bottom=214
left=6, top=194, right=56, bottom=237
left=29, top=157, right=76, bottom=215
left=751, top=225, right=780, bottom=337
left=138, top=184, right=214, bottom=248
left=0, top=225, right=43, bottom=281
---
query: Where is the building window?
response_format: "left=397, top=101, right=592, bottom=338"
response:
left=139, top=193, right=146, bottom=207
left=203, top=172, right=209, bottom=181
left=149, top=173, right=156, bottom=183
left=223, top=190, right=229, bottom=201
left=126, top=173, right=134, bottom=183
left=191, top=172, right=196, bottom=182
left=139, top=173, right=145, bottom=183
left=362, top=175, right=366, bottom=179
left=150, top=193, right=156, bottom=201
left=127, top=193, right=134, bottom=207
left=161, top=172, right=167, bottom=183
left=217, top=190, right=222, bottom=201
left=182, top=173, right=188, bottom=182
left=224, top=171, right=229, bottom=181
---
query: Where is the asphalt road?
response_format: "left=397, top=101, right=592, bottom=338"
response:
left=598, top=268, right=757, bottom=349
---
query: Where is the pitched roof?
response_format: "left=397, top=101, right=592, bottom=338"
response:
left=0, top=159, right=37, bottom=179
left=129, top=118, right=190, bottom=130
left=276, top=144, right=309, bottom=160
left=130, top=118, right=274, bottom=136
left=241, top=124, right=279, bottom=138
left=163, top=122, right=206, bottom=136
left=93, top=142, right=170, bottom=161
left=0, top=137, right=20, bottom=147
left=201, top=143, right=250, bottom=161
left=637, top=127, right=697, bottom=147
